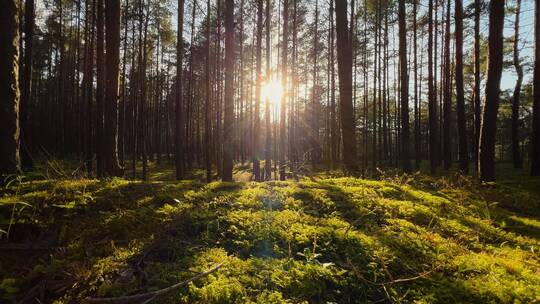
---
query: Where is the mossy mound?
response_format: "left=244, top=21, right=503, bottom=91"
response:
left=1, top=172, right=539, bottom=303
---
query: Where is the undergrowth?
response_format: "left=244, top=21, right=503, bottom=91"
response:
left=1, top=166, right=539, bottom=303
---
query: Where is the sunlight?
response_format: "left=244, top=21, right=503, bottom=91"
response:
left=261, top=79, right=283, bottom=109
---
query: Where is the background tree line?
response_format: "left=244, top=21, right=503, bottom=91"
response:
left=1, top=0, right=539, bottom=183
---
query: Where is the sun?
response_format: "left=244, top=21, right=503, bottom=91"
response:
left=261, top=79, right=283, bottom=108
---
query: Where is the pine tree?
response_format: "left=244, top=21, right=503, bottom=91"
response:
left=0, top=0, right=21, bottom=178
left=479, top=0, right=505, bottom=182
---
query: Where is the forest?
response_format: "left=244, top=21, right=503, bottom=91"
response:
left=1, top=0, right=540, bottom=302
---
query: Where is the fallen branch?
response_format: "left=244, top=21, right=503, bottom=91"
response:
left=85, top=263, right=224, bottom=304
left=346, top=257, right=437, bottom=286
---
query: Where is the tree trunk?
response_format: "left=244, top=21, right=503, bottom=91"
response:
left=264, top=0, right=272, bottom=180
left=455, top=0, right=468, bottom=173
left=399, top=0, right=410, bottom=172
left=0, top=0, right=21, bottom=178
left=222, top=0, right=235, bottom=181
left=96, top=0, right=105, bottom=176
left=428, top=0, right=439, bottom=174
left=205, top=0, right=212, bottom=182
left=473, top=0, right=481, bottom=167
left=511, top=0, right=523, bottom=169
left=532, top=0, right=540, bottom=176
left=20, top=0, right=34, bottom=170
left=103, top=0, right=122, bottom=176
left=176, top=0, right=185, bottom=179
left=442, top=0, right=451, bottom=170
left=413, top=0, right=420, bottom=169
left=278, top=0, right=289, bottom=181
left=253, top=0, right=263, bottom=181
left=479, top=0, right=505, bottom=182
left=335, top=0, right=358, bottom=173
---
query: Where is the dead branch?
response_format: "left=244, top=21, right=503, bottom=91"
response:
left=85, top=263, right=224, bottom=304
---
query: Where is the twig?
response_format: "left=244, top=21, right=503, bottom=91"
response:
left=346, top=257, right=437, bottom=286
left=85, top=263, right=224, bottom=303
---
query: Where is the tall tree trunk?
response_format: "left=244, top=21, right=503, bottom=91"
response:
left=442, top=0, right=451, bottom=170
left=413, top=0, right=420, bottom=169
left=176, top=0, right=185, bottom=179
left=84, top=0, right=95, bottom=174
left=222, top=0, right=235, bottom=181
left=264, top=0, right=272, bottom=180
left=511, top=0, right=523, bottom=169
left=205, top=0, right=212, bottom=182
left=279, top=0, right=288, bottom=180
left=96, top=0, right=105, bottom=176
left=479, top=0, right=505, bottom=182
left=311, top=0, right=319, bottom=169
left=330, top=0, right=338, bottom=168
left=103, top=0, right=122, bottom=176
left=21, top=0, right=34, bottom=170
left=0, top=0, right=21, bottom=178
left=428, top=0, right=439, bottom=174
left=399, top=0, right=410, bottom=172
left=335, top=0, right=358, bottom=173
left=532, top=0, right=540, bottom=176
left=455, top=0, right=468, bottom=173
left=253, top=0, right=263, bottom=181
left=473, top=0, right=482, bottom=167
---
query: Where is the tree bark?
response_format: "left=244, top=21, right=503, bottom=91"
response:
left=443, top=0, right=451, bottom=170
left=222, top=0, right=235, bottom=181
left=21, top=0, right=34, bottom=170
left=264, top=0, right=272, bottom=180
left=176, top=0, right=185, bottom=179
left=511, top=0, right=523, bottom=169
left=0, top=0, right=21, bottom=178
left=205, top=0, right=212, bottom=182
left=428, top=0, right=439, bottom=173
left=96, top=0, right=105, bottom=176
left=335, top=0, right=358, bottom=173
left=473, top=0, right=482, bottom=167
left=103, top=0, right=122, bottom=176
left=253, top=0, right=263, bottom=181
left=532, top=0, right=540, bottom=176
left=399, top=0, right=410, bottom=172
left=479, top=0, right=505, bottom=182
left=278, top=0, right=289, bottom=181
left=455, top=0, right=468, bottom=173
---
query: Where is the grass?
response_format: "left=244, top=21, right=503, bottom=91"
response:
left=1, top=162, right=539, bottom=303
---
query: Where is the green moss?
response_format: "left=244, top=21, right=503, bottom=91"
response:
left=1, top=169, right=539, bottom=303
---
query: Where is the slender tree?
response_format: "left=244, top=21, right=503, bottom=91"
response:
left=413, top=0, right=420, bottom=169
left=511, top=0, right=523, bottom=169
left=103, top=0, right=123, bottom=176
left=479, top=0, right=505, bottom=182
left=455, top=0, right=468, bottom=173
left=0, top=0, right=21, bottom=178
left=473, top=0, right=482, bottom=166
left=253, top=0, right=263, bottom=181
left=279, top=0, right=289, bottom=181
left=205, top=0, right=212, bottom=182
left=428, top=0, right=439, bottom=173
left=335, top=0, right=358, bottom=173
left=176, top=0, right=185, bottom=179
left=21, top=0, right=35, bottom=170
left=399, top=0, right=410, bottom=172
left=96, top=0, right=105, bottom=176
left=442, top=0, right=451, bottom=170
left=222, top=0, right=235, bottom=181
left=532, top=0, right=540, bottom=176
left=264, top=0, right=272, bottom=180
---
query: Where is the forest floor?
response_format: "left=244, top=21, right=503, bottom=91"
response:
left=1, top=161, right=540, bottom=303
